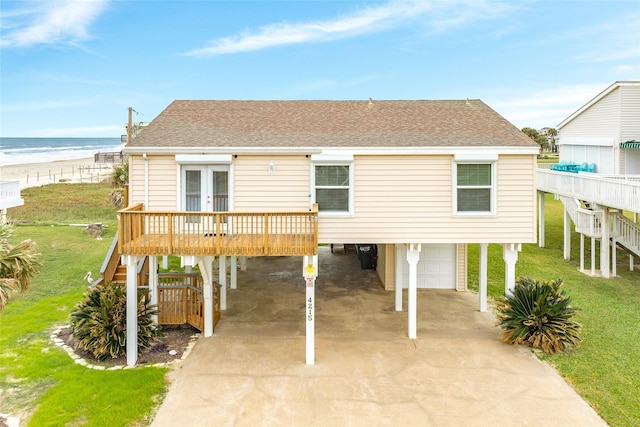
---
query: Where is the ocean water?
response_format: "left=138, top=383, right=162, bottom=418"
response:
left=0, top=137, right=124, bottom=167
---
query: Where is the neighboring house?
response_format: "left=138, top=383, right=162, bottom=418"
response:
left=556, top=81, right=640, bottom=175
left=0, top=180, right=24, bottom=223
left=118, top=99, right=539, bottom=366
left=537, top=81, right=640, bottom=279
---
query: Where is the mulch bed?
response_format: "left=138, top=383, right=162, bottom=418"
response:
left=56, top=324, right=200, bottom=367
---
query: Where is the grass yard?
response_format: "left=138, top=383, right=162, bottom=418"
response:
left=0, top=183, right=168, bottom=426
left=1, top=184, right=638, bottom=426
left=467, top=193, right=640, bottom=427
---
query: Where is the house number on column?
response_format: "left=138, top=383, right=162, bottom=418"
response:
left=307, top=297, right=313, bottom=321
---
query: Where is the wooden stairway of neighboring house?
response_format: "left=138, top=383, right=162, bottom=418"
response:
left=558, top=196, right=640, bottom=259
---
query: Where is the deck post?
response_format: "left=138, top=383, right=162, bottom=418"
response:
left=580, top=234, right=585, bottom=272
left=124, top=255, right=140, bottom=366
left=149, top=256, right=158, bottom=324
left=406, top=244, right=421, bottom=339
left=538, top=191, right=545, bottom=248
left=198, top=256, right=215, bottom=337
left=563, top=208, right=571, bottom=260
left=600, top=206, right=610, bottom=278
left=218, top=255, right=227, bottom=310
left=479, top=243, right=488, bottom=312
left=303, top=255, right=318, bottom=365
left=395, top=246, right=403, bottom=311
left=502, top=243, right=521, bottom=295
left=230, top=256, right=237, bottom=289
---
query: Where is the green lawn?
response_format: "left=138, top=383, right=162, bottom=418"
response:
left=467, top=193, right=640, bottom=427
left=0, top=183, right=168, bottom=426
left=1, top=185, right=638, bottom=426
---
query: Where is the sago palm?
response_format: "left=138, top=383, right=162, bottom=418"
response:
left=0, top=224, right=42, bottom=311
left=495, top=277, right=582, bottom=354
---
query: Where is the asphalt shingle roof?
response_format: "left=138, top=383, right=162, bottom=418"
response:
left=126, top=100, right=537, bottom=149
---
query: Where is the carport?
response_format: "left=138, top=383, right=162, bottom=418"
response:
left=150, top=246, right=606, bottom=427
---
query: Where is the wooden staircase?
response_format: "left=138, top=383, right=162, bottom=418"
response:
left=98, top=233, right=215, bottom=332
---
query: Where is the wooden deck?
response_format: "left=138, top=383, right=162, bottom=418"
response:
left=118, top=204, right=318, bottom=257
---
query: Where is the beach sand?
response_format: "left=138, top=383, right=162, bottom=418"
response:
left=1, top=158, right=115, bottom=190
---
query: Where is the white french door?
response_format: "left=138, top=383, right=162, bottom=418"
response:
left=183, top=165, right=230, bottom=213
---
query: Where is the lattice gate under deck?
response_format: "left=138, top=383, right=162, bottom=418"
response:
left=156, top=273, right=220, bottom=332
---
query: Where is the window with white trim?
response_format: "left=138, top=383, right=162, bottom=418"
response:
left=454, top=162, right=495, bottom=214
left=314, top=164, right=352, bottom=214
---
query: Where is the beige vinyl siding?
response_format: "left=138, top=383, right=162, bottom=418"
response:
left=233, top=155, right=310, bottom=211
left=560, top=87, right=621, bottom=138
left=621, top=85, right=640, bottom=141
left=128, top=155, right=145, bottom=206
left=318, top=155, right=537, bottom=244
left=129, top=155, right=177, bottom=210
left=456, top=244, right=467, bottom=291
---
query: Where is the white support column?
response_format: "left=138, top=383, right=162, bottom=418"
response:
left=124, top=255, right=140, bottom=367
left=303, top=255, right=318, bottom=365
left=502, top=243, right=521, bottom=295
left=600, top=208, right=610, bottom=278
left=239, top=256, right=247, bottom=271
left=563, top=208, right=571, bottom=260
left=230, top=256, right=238, bottom=289
left=479, top=243, right=488, bottom=312
left=580, top=234, right=585, bottom=272
left=395, top=245, right=403, bottom=311
left=198, top=256, right=215, bottom=337
left=162, top=255, right=168, bottom=270
left=612, top=237, right=617, bottom=278
left=218, top=255, right=227, bottom=310
left=148, top=256, right=158, bottom=325
left=406, top=244, right=421, bottom=340
left=538, top=192, right=545, bottom=248
left=591, top=237, right=596, bottom=276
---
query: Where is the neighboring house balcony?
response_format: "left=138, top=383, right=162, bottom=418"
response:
left=537, top=169, right=640, bottom=213
left=117, top=203, right=319, bottom=257
left=536, top=169, right=640, bottom=276
left=0, top=180, right=24, bottom=222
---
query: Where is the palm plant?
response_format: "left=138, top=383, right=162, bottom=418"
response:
left=495, top=277, right=582, bottom=354
left=0, top=223, right=42, bottom=311
left=70, top=282, right=161, bottom=361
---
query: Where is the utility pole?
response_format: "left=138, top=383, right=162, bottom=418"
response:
left=127, top=107, right=138, bottom=142
left=127, top=107, right=133, bottom=143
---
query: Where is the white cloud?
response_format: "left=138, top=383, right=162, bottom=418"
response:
left=0, top=0, right=108, bottom=48
left=183, top=0, right=515, bottom=57
left=489, top=83, right=609, bottom=129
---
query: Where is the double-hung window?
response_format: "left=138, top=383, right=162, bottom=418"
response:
left=312, top=154, right=354, bottom=215
left=453, top=154, right=497, bottom=215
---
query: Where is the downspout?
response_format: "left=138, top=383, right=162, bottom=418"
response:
left=143, top=152, right=149, bottom=208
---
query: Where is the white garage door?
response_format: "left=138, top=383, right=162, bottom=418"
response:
left=397, top=244, right=457, bottom=289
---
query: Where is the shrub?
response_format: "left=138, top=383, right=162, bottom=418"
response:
left=70, top=282, right=161, bottom=361
left=495, top=277, right=582, bottom=354
left=110, top=160, right=128, bottom=188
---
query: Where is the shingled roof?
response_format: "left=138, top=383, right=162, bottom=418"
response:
left=125, top=100, right=536, bottom=150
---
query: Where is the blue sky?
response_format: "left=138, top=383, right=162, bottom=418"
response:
left=1, top=0, right=639, bottom=137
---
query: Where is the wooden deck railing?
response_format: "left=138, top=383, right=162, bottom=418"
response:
left=118, top=204, right=319, bottom=257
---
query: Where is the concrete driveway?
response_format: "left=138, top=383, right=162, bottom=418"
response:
left=150, top=247, right=606, bottom=427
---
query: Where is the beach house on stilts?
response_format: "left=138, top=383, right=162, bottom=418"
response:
left=109, top=99, right=539, bottom=366
left=537, top=81, right=640, bottom=277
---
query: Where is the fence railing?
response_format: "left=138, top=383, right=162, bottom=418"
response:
left=0, top=180, right=23, bottom=210
left=118, top=203, right=319, bottom=257
left=537, top=170, right=640, bottom=212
